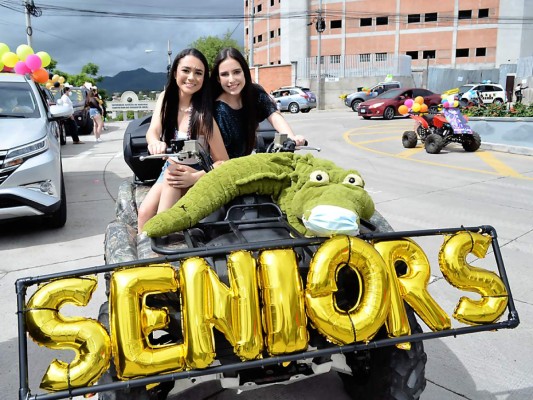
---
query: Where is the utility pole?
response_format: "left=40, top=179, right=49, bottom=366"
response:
left=316, top=1, right=325, bottom=110
left=167, top=40, right=172, bottom=77
left=24, top=0, right=34, bottom=47
left=248, top=0, right=255, bottom=67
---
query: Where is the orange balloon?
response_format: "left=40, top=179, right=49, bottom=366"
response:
left=420, top=104, right=428, bottom=113
left=398, top=105, right=409, bottom=115
left=32, top=68, right=49, bottom=84
left=415, top=96, right=424, bottom=105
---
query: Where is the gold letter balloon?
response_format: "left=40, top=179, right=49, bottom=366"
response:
left=439, top=232, right=508, bottom=325
left=305, top=236, right=390, bottom=344
left=25, top=276, right=111, bottom=391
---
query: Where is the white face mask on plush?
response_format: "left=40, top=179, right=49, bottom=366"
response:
left=302, top=205, right=360, bottom=237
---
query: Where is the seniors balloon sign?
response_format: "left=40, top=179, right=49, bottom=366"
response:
left=23, top=231, right=511, bottom=391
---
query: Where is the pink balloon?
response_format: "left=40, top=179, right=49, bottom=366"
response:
left=14, top=60, right=31, bottom=75
left=25, top=54, right=42, bottom=71
left=404, top=99, right=414, bottom=108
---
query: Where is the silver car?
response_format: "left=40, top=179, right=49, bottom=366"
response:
left=271, top=86, right=317, bottom=113
left=0, top=72, right=72, bottom=228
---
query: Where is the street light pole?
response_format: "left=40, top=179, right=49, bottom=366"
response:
left=316, top=1, right=325, bottom=110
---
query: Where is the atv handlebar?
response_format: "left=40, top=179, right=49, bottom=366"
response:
left=266, top=133, right=321, bottom=153
left=139, top=139, right=213, bottom=171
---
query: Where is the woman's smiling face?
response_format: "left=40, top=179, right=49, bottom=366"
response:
left=175, top=55, right=205, bottom=96
left=217, top=57, right=246, bottom=96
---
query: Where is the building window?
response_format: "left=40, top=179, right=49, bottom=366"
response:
left=330, top=55, right=341, bottom=63
left=458, top=10, right=472, bottom=19
left=257, top=34, right=263, bottom=43
left=408, top=14, right=421, bottom=23
left=456, top=48, right=469, bottom=57
left=245, top=1, right=248, bottom=6
left=478, top=8, right=489, bottom=18
left=315, top=56, right=324, bottom=65
left=271, top=0, right=274, bottom=6
left=406, top=51, right=419, bottom=60
left=360, top=18, right=372, bottom=27
left=423, top=50, right=436, bottom=59
left=246, top=28, right=248, bottom=35
left=476, top=47, right=487, bottom=56
left=375, top=53, right=387, bottom=61
left=360, top=53, right=371, bottom=62
left=278, top=28, right=281, bottom=35
left=257, top=4, right=262, bottom=12
left=376, top=16, right=388, bottom=25
left=330, top=20, right=342, bottom=29
left=270, top=30, right=275, bottom=38
left=425, top=12, right=438, bottom=22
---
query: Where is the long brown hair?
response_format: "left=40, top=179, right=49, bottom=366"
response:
left=160, top=48, right=214, bottom=145
left=210, top=47, right=258, bottom=155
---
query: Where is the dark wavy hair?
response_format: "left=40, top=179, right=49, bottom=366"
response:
left=210, top=47, right=258, bottom=155
left=160, top=48, right=213, bottom=144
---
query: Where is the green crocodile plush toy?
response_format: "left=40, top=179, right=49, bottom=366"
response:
left=143, top=153, right=375, bottom=238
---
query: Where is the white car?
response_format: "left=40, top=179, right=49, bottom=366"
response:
left=458, top=83, right=507, bottom=105
left=0, top=72, right=72, bottom=228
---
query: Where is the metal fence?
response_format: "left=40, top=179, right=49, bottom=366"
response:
left=297, top=54, right=412, bottom=79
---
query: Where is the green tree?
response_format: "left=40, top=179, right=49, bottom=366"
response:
left=189, top=31, right=243, bottom=70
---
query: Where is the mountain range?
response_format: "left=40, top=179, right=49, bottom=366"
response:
left=99, top=68, right=167, bottom=93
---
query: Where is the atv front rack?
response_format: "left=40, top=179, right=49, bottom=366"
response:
left=16, top=225, right=520, bottom=400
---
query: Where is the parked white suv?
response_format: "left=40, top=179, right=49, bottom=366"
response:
left=458, top=83, right=507, bottom=105
left=0, top=72, right=72, bottom=228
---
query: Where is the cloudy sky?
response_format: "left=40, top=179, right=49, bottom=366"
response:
left=0, top=0, right=244, bottom=77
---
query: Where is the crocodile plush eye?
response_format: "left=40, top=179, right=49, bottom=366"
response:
left=310, top=170, right=329, bottom=183
left=343, top=174, right=364, bottom=187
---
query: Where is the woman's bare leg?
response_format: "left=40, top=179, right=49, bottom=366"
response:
left=137, top=183, right=163, bottom=232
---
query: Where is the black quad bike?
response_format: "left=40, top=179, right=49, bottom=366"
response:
left=16, top=118, right=519, bottom=400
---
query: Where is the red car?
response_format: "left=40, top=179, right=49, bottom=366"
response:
left=357, top=88, right=441, bottom=120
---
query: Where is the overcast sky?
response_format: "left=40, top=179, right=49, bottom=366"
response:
left=0, top=0, right=244, bottom=77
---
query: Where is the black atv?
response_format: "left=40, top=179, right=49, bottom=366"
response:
left=15, top=118, right=519, bottom=400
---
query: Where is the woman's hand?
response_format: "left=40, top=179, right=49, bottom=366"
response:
left=293, top=135, right=306, bottom=146
left=165, top=163, right=202, bottom=188
left=148, top=140, right=167, bottom=155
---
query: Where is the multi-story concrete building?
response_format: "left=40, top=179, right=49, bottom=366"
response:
left=244, top=0, right=533, bottom=99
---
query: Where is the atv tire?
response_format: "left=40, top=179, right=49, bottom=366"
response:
left=339, top=305, right=427, bottom=400
left=402, top=131, right=418, bottom=148
left=425, top=133, right=443, bottom=154
left=462, top=131, right=481, bottom=152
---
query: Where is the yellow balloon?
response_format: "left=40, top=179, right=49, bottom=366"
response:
left=0, top=42, right=9, bottom=58
left=37, top=51, right=51, bottom=68
left=414, top=96, right=424, bottom=105
left=259, top=249, right=308, bottom=354
left=375, top=239, right=451, bottom=331
left=306, top=236, right=390, bottom=345
left=1, top=51, right=19, bottom=68
left=111, top=264, right=186, bottom=379
left=58, top=76, right=65, bottom=84
left=25, top=276, right=111, bottom=391
left=45, top=82, right=53, bottom=89
left=411, top=103, right=421, bottom=113
left=16, top=44, right=33, bottom=61
left=51, top=74, right=59, bottom=82
left=439, top=232, right=508, bottom=325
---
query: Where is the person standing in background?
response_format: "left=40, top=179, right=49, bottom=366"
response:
left=86, top=89, right=104, bottom=142
left=61, top=86, right=84, bottom=144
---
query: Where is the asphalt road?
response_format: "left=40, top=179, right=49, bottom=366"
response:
left=1, top=111, right=532, bottom=400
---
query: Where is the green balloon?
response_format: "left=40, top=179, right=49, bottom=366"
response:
left=0, top=43, right=9, bottom=58
left=16, top=44, right=34, bottom=61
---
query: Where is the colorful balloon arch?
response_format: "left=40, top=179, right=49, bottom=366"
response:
left=0, top=42, right=66, bottom=88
